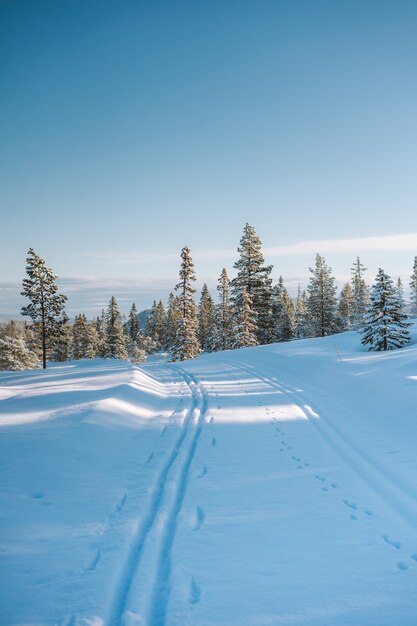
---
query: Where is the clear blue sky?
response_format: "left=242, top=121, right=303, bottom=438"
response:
left=1, top=0, right=417, bottom=317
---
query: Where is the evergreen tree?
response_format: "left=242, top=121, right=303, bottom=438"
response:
left=361, top=268, right=411, bottom=351
left=51, top=312, right=72, bottom=362
left=21, top=248, right=67, bottom=368
left=410, top=257, right=417, bottom=318
left=95, top=310, right=108, bottom=358
left=166, top=292, right=181, bottom=351
left=232, top=287, right=258, bottom=349
left=127, top=303, right=140, bottom=341
left=396, top=277, right=406, bottom=315
left=198, top=284, right=216, bottom=352
left=294, top=286, right=309, bottom=339
left=154, top=301, right=167, bottom=348
left=106, top=296, right=128, bottom=359
left=171, top=246, right=200, bottom=361
left=146, top=301, right=157, bottom=344
left=351, top=257, right=370, bottom=329
left=72, top=314, right=90, bottom=359
left=338, top=283, right=354, bottom=331
left=307, top=254, right=339, bottom=337
left=0, top=321, right=38, bottom=371
left=213, top=268, right=234, bottom=351
left=231, top=223, right=274, bottom=344
left=273, top=277, right=296, bottom=342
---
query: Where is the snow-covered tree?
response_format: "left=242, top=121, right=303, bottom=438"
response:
left=105, top=296, right=128, bottom=359
left=72, top=314, right=90, bottom=359
left=198, top=284, right=216, bottom=352
left=361, top=268, right=411, bottom=351
left=351, top=257, right=370, bottom=329
left=171, top=246, right=200, bottom=361
left=338, top=282, right=354, bottom=331
left=231, top=223, right=274, bottom=345
left=396, top=278, right=406, bottom=315
left=307, top=254, right=339, bottom=337
left=166, top=292, right=181, bottom=351
left=410, top=257, right=417, bottom=318
left=273, top=276, right=296, bottom=342
left=0, top=321, right=38, bottom=371
left=294, top=286, right=309, bottom=339
left=51, top=312, right=72, bottom=362
left=233, top=287, right=258, bottom=349
left=21, top=248, right=67, bottom=368
left=146, top=301, right=167, bottom=349
left=213, top=268, right=234, bottom=351
left=127, top=303, right=140, bottom=341
left=95, top=310, right=108, bottom=358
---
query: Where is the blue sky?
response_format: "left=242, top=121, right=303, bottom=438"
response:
left=1, top=0, right=417, bottom=317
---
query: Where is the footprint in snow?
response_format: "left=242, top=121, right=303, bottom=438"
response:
left=31, top=492, right=44, bottom=500
left=397, top=561, right=409, bottom=571
left=197, top=466, right=207, bottom=478
left=314, top=475, right=326, bottom=483
left=364, top=509, right=374, bottom=516
left=411, top=554, right=417, bottom=562
left=193, top=506, right=205, bottom=531
left=115, top=494, right=127, bottom=512
left=350, top=514, right=358, bottom=520
left=343, top=500, right=358, bottom=510
left=211, top=437, right=217, bottom=446
left=160, top=426, right=167, bottom=438
left=382, top=535, right=401, bottom=550
left=86, top=549, right=101, bottom=572
left=189, top=578, right=202, bottom=604
left=146, top=452, right=154, bottom=464
left=292, top=456, right=301, bottom=462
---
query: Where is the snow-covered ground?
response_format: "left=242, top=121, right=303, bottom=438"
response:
left=1, top=326, right=417, bottom=626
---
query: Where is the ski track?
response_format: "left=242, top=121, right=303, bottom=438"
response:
left=106, top=366, right=207, bottom=626
left=225, top=359, right=417, bottom=547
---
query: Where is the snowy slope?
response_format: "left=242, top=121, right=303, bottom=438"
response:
left=1, top=327, right=417, bottom=626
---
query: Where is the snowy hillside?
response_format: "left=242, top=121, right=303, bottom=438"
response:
left=1, top=326, right=417, bottom=626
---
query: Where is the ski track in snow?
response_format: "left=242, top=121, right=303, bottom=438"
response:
left=106, top=366, right=207, bottom=626
left=225, top=359, right=417, bottom=569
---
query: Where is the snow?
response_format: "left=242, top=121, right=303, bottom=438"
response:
left=1, top=327, right=417, bottom=625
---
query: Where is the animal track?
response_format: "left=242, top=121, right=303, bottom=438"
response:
left=314, top=475, right=326, bottom=482
left=382, top=535, right=401, bottom=550
left=397, top=561, right=409, bottom=571
left=160, top=426, right=167, bottom=438
left=31, top=492, right=44, bottom=499
left=197, top=466, right=207, bottom=478
left=146, top=452, right=154, bottom=464
left=86, top=549, right=101, bottom=572
left=115, top=494, right=127, bottom=512
left=364, top=509, right=374, bottom=516
left=292, top=456, right=301, bottom=462
left=189, top=578, right=202, bottom=604
left=211, top=437, right=217, bottom=446
left=343, top=500, right=359, bottom=510
left=193, top=506, right=205, bottom=531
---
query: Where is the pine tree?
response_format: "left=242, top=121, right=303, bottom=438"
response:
left=154, top=301, right=167, bottom=348
left=51, top=312, right=72, bottom=361
left=273, top=276, right=295, bottom=342
left=294, top=286, right=309, bottom=339
left=106, top=296, right=128, bottom=359
left=95, top=310, right=108, bottom=358
left=410, top=257, right=417, bottom=318
left=213, top=268, right=234, bottom=351
left=232, top=287, right=258, bottom=349
left=72, top=314, right=90, bottom=359
left=166, top=292, right=181, bottom=351
left=198, top=284, right=216, bottom=352
left=361, top=268, right=411, bottom=351
left=307, top=254, right=339, bottom=337
left=231, top=223, right=274, bottom=344
left=171, top=246, right=200, bottom=361
left=21, top=248, right=67, bottom=368
left=396, top=278, right=406, bottom=315
left=351, top=257, right=370, bottom=329
left=338, top=283, right=354, bottom=331
left=0, top=321, right=38, bottom=371
left=127, top=303, right=140, bottom=341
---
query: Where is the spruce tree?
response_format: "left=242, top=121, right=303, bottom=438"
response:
left=231, top=223, right=274, bottom=344
left=410, top=257, right=417, bottom=318
left=198, top=284, right=216, bottom=352
left=396, top=277, right=406, bottom=315
left=0, top=321, right=38, bottom=371
left=338, top=283, right=354, bottom=331
left=273, top=276, right=296, bottom=342
left=127, top=303, right=140, bottom=341
left=166, top=292, right=181, bottom=351
left=106, top=296, right=128, bottom=359
left=361, top=268, right=411, bottom=351
left=21, top=248, right=67, bottom=368
left=232, top=287, right=258, bottom=349
left=171, top=246, right=200, bottom=361
left=351, top=257, right=370, bottom=329
left=72, top=314, right=90, bottom=359
left=213, top=268, right=234, bottom=351
left=51, top=312, right=72, bottom=362
left=307, top=254, right=339, bottom=337
left=294, top=286, right=309, bottom=339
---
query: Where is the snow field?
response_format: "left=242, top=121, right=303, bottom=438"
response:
left=1, top=327, right=417, bottom=625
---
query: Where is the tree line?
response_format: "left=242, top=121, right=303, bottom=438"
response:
left=1, top=226, right=416, bottom=370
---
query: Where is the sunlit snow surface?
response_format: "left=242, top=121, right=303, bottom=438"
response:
left=1, top=326, right=417, bottom=625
